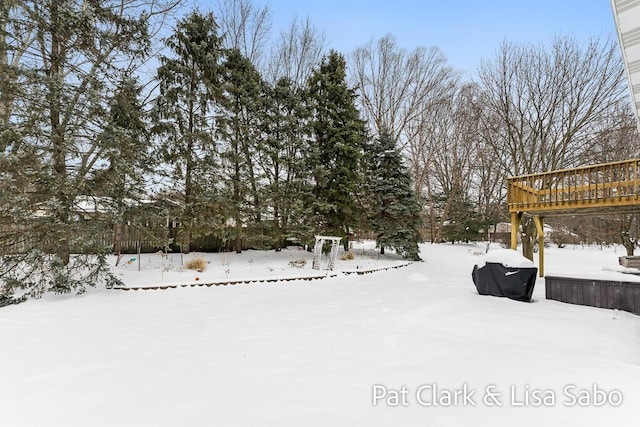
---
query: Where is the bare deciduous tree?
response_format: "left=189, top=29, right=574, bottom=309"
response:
left=581, top=101, right=640, bottom=255
left=265, top=16, right=326, bottom=87
left=416, top=84, right=481, bottom=242
left=473, top=90, right=513, bottom=230
left=349, top=34, right=456, bottom=144
left=477, top=35, right=627, bottom=259
left=216, top=0, right=272, bottom=68
left=349, top=34, right=457, bottom=242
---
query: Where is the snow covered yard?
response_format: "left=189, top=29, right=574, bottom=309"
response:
left=108, top=240, right=410, bottom=289
left=1, top=243, right=640, bottom=426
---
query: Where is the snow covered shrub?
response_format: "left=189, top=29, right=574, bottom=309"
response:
left=186, top=257, right=207, bottom=272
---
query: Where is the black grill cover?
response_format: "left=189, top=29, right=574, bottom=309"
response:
left=472, top=262, right=537, bottom=302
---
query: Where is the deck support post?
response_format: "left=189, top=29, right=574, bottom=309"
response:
left=533, top=215, right=544, bottom=277
left=508, top=159, right=640, bottom=278
left=510, top=212, right=520, bottom=250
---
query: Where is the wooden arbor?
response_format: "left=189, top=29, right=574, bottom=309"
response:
left=507, top=158, right=640, bottom=276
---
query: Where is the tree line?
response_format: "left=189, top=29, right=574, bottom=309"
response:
left=1, top=0, right=638, bottom=302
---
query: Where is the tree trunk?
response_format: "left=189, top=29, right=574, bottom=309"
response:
left=520, top=217, right=537, bottom=261
left=0, top=3, right=9, bottom=152
left=114, top=222, right=123, bottom=258
left=619, top=214, right=635, bottom=256
left=242, top=134, right=261, bottom=225
left=274, top=169, right=281, bottom=251
left=622, top=233, right=634, bottom=256
left=343, top=226, right=350, bottom=251
left=233, top=189, right=242, bottom=252
left=425, top=178, right=436, bottom=243
left=274, top=217, right=281, bottom=252
left=233, top=132, right=242, bottom=254
left=434, top=193, right=455, bottom=244
left=234, top=233, right=241, bottom=253
left=49, top=1, right=70, bottom=265
left=182, top=228, right=191, bottom=254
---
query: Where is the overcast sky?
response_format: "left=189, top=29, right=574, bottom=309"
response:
left=201, top=0, right=618, bottom=76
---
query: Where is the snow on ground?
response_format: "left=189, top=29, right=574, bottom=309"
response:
left=1, top=242, right=640, bottom=427
left=110, top=240, right=408, bottom=288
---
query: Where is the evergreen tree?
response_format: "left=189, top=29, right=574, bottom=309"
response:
left=1, top=1, right=152, bottom=302
left=440, top=196, right=485, bottom=243
left=364, top=129, right=423, bottom=260
left=306, top=50, right=366, bottom=248
left=153, top=10, right=224, bottom=253
left=260, top=77, right=313, bottom=250
left=218, top=48, right=266, bottom=252
left=96, top=76, right=151, bottom=260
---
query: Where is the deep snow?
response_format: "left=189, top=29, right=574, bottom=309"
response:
left=1, top=242, right=639, bottom=427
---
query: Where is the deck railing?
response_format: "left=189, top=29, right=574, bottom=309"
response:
left=507, top=158, right=640, bottom=214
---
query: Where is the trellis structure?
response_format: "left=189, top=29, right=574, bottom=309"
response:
left=312, top=236, right=342, bottom=271
left=507, top=158, right=640, bottom=276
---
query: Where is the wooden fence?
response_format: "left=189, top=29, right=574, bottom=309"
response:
left=0, top=223, right=250, bottom=255
left=545, top=275, right=640, bottom=315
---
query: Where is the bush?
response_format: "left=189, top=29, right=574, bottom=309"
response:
left=549, top=229, right=580, bottom=248
left=340, top=251, right=355, bottom=261
left=288, top=259, right=307, bottom=268
left=186, top=256, right=207, bottom=272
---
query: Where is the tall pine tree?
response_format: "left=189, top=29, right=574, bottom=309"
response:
left=218, top=48, right=266, bottom=252
left=96, top=76, right=151, bottom=260
left=364, top=128, right=423, bottom=260
left=306, top=50, right=366, bottom=248
left=1, top=0, right=151, bottom=302
left=260, top=77, right=313, bottom=250
left=153, top=10, right=224, bottom=253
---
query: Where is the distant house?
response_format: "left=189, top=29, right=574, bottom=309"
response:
left=489, top=222, right=512, bottom=246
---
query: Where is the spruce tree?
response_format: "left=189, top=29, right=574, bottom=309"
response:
left=218, top=48, right=266, bottom=252
left=96, top=76, right=151, bottom=260
left=441, top=195, right=485, bottom=243
left=260, top=77, right=313, bottom=250
left=153, top=10, right=224, bottom=253
left=306, top=50, right=366, bottom=248
left=364, top=129, right=423, bottom=260
left=1, top=1, right=152, bottom=302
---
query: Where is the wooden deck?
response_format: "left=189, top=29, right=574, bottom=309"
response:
left=507, top=158, right=640, bottom=216
left=507, top=159, right=640, bottom=277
